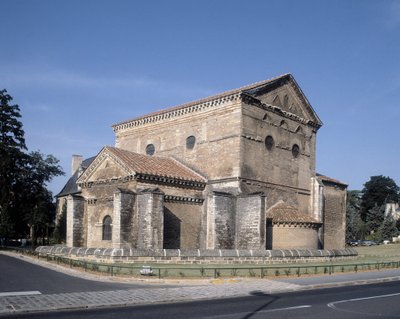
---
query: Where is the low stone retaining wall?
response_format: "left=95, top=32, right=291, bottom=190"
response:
left=36, top=246, right=358, bottom=264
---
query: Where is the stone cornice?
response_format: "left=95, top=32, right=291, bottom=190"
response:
left=269, top=220, right=322, bottom=228
left=79, top=173, right=206, bottom=190
left=164, top=195, right=204, bottom=204
left=241, top=93, right=322, bottom=129
left=136, top=173, right=206, bottom=189
left=112, top=93, right=242, bottom=132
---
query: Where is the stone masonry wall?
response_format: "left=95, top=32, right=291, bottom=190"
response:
left=236, top=193, right=266, bottom=249
left=112, top=189, right=136, bottom=249
left=115, top=100, right=242, bottom=182
left=163, top=202, right=202, bottom=249
left=66, top=195, right=85, bottom=247
left=37, top=246, right=358, bottom=265
left=240, top=101, right=316, bottom=216
left=322, top=183, right=347, bottom=249
left=206, top=192, right=235, bottom=249
left=268, top=225, right=319, bottom=249
left=137, top=189, right=164, bottom=249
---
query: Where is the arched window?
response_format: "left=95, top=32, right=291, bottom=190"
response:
left=292, top=144, right=300, bottom=158
left=186, top=136, right=196, bottom=149
left=102, top=215, right=112, bottom=240
left=265, top=135, right=274, bottom=150
left=146, top=144, right=155, bottom=155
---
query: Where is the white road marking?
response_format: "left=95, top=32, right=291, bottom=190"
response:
left=328, top=292, right=400, bottom=310
left=0, top=291, right=41, bottom=297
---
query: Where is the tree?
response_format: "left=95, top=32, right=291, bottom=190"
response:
left=360, top=176, right=400, bottom=221
left=366, top=204, right=385, bottom=233
left=346, top=190, right=361, bottom=241
left=379, top=215, right=398, bottom=242
left=13, top=151, right=64, bottom=244
left=0, top=89, right=64, bottom=242
left=0, top=89, right=27, bottom=238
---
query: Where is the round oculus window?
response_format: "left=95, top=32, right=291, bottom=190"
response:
left=265, top=135, right=274, bottom=150
left=186, top=136, right=196, bottom=149
left=146, top=144, right=155, bottom=156
left=292, top=144, right=300, bottom=158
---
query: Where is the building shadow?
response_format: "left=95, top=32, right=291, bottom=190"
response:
left=163, top=208, right=181, bottom=249
left=240, top=291, right=280, bottom=319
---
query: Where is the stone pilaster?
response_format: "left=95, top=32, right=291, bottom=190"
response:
left=66, top=195, right=85, bottom=247
left=112, top=189, right=136, bottom=249
left=310, top=177, right=324, bottom=248
left=137, top=188, right=164, bottom=249
left=206, top=191, right=235, bottom=249
left=235, top=192, right=266, bottom=249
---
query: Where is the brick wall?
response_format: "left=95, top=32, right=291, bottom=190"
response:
left=322, top=183, right=347, bottom=249
left=268, top=224, right=319, bottom=249
left=236, top=193, right=266, bottom=249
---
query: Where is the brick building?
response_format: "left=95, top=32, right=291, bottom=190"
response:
left=57, top=74, right=347, bottom=251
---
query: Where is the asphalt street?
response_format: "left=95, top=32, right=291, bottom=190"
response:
left=0, top=253, right=170, bottom=294
left=3, top=281, right=400, bottom=319
left=2, top=252, right=400, bottom=318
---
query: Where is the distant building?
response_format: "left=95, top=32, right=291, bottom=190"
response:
left=56, top=74, right=347, bottom=250
left=385, top=203, right=400, bottom=220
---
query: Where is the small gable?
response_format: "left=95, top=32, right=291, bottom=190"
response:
left=89, top=157, right=128, bottom=182
left=77, top=146, right=207, bottom=187
left=243, top=74, right=322, bottom=127
left=77, top=147, right=132, bottom=185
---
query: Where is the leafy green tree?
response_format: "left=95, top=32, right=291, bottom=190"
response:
left=366, top=204, right=385, bottom=233
left=346, top=190, right=361, bottom=241
left=13, top=151, right=63, bottom=244
left=0, top=89, right=64, bottom=242
left=360, top=176, right=399, bottom=221
left=379, top=215, right=398, bottom=242
left=0, top=89, right=27, bottom=238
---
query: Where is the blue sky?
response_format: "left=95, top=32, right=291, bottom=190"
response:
left=1, top=0, right=400, bottom=195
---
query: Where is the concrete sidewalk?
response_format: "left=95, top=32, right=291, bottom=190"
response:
left=1, top=252, right=400, bottom=315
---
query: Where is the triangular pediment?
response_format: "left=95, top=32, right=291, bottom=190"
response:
left=243, top=74, right=322, bottom=127
left=77, top=147, right=132, bottom=185
left=76, top=146, right=207, bottom=188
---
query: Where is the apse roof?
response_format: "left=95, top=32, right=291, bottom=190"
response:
left=267, top=201, right=320, bottom=224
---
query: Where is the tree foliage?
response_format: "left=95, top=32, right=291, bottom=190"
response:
left=379, top=215, right=398, bottom=241
left=360, top=175, right=400, bottom=221
left=0, top=89, right=27, bottom=237
left=366, top=204, right=385, bottom=233
left=0, top=89, right=64, bottom=242
left=346, top=190, right=361, bottom=241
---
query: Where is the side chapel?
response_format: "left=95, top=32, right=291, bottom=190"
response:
left=56, top=74, right=347, bottom=251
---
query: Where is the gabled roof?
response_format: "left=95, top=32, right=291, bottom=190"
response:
left=316, top=173, right=348, bottom=187
left=267, top=201, right=320, bottom=224
left=77, top=146, right=207, bottom=185
left=112, top=73, right=322, bottom=130
left=56, top=157, right=95, bottom=197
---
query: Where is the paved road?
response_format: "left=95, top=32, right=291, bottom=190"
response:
left=3, top=281, right=400, bottom=318
left=277, top=268, right=400, bottom=286
left=0, top=253, right=170, bottom=294
left=1, top=252, right=400, bottom=317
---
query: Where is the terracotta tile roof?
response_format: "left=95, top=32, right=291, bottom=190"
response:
left=316, top=173, right=347, bottom=186
left=267, top=202, right=320, bottom=224
left=105, top=146, right=206, bottom=183
left=113, top=73, right=292, bottom=127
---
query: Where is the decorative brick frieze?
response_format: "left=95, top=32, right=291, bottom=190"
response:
left=136, top=174, right=206, bottom=190
left=164, top=195, right=204, bottom=204
left=112, top=93, right=242, bottom=132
